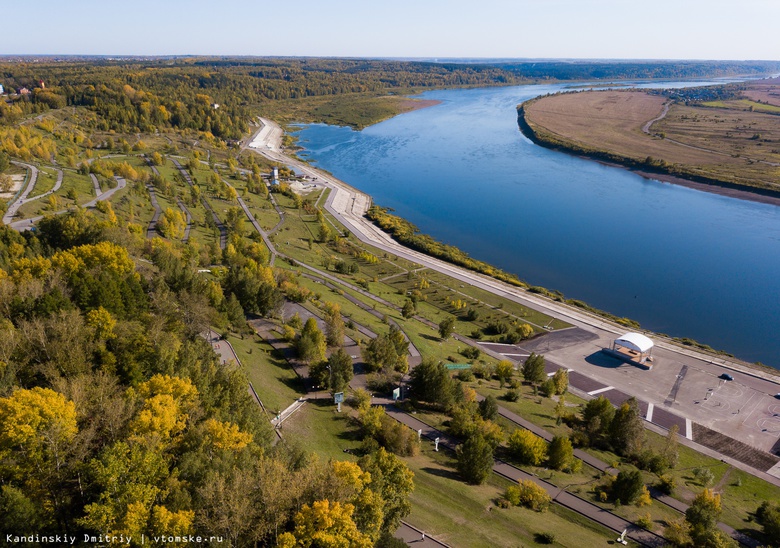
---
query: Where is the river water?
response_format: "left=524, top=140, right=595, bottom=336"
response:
left=292, top=81, right=780, bottom=367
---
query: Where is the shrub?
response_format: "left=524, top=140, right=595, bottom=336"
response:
left=655, top=474, right=676, bottom=496
left=535, top=532, right=556, bottom=544
left=637, top=513, right=653, bottom=530
left=692, top=467, right=715, bottom=487
left=504, top=389, right=520, bottom=402
left=460, top=346, right=481, bottom=360
left=505, top=480, right=551, bottom=512
left=456, top=369, right=475, bottom=382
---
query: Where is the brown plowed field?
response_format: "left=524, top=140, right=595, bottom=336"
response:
left=523, top=88, right=780, bottom=191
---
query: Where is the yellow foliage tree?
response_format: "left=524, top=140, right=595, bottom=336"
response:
left=204, top=419, right=252, bottom=451
left=86, top=306, right=117, bottom=340
left=279, top=500, right=372, bottom=548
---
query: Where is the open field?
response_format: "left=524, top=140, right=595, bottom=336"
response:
left=521, top=85, right=780, bottom=193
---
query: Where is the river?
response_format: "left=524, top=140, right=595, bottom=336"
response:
left=292, top=80, right=780, bottom=367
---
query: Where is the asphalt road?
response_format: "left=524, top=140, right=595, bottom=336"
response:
left=247, top=117, right=780, bottom=471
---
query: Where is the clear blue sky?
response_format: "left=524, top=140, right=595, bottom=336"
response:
left=2, top=0, right=778, bottom=60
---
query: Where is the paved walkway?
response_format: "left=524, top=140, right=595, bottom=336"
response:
left=171, top=158, right=227, bottom=249
left=379, top=401, right=665, bottom=547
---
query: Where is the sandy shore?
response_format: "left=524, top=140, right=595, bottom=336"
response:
left=396, top=98, right=442, bottom=113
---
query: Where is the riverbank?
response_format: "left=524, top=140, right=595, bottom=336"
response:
left=516, top=93, right=780, bottom=206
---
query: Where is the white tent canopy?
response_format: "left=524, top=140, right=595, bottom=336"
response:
left=614, top=333, right=654, bottom=353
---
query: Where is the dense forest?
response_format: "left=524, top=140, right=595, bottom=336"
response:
left=3, top=57, right=779, bottom=139
left=0, top=210, right=415, bottom=546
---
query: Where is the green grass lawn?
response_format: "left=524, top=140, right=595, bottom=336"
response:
left=226, top=333, right=304, bottom=414
left=406, top=447, right=623, bottom=547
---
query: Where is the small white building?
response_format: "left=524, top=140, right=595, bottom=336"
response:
left=609, top=332, right=654, bottom=366
left=0, top=84, right=4, bottom=95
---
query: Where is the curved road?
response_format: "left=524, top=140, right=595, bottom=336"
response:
left=247, top=117, right=780, bottom=479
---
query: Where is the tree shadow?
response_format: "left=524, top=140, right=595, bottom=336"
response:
left=421, top=466, right=461, bottom=482
left=420, top=334, right=442, bottom=342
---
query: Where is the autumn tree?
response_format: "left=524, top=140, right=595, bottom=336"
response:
left=324, top=302, right=345, bottom=347
left=495, top=359, right=514, bottom=387
left=547, top=435, right=575, bottom=472
left=507, top=429, right=547, bottom=466
left=278, top=500, right=372, bottom=548
left=357, top=448, right=414, bottom=535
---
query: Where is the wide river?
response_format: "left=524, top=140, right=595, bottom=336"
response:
left=292, top=81, right=780, bottom=367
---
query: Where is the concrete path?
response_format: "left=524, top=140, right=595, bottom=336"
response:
left=90, top=173, right=101, bottom=197
left=9, top=175, right=127, bottom=231
left=3, top=162, right=39, bottom=224
left=380, top=402, right=664, bottom=547
left=171, top=158, right=227, bottom=249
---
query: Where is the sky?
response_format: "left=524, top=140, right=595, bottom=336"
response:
left=1, top=0, right=779, bottom=60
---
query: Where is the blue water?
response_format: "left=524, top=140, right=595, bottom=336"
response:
left=293, top=81, right=780, bottom=367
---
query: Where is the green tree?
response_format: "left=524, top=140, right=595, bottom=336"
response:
left=401, top=299, right=415, bottom=319
left=580, top=395, right=615, bottom=447
left=327, top=347, right=354, bottom=394
left=456, top=434, right=494, bottom=485
left=507, top=429, right=547, bottom=466
left=608, top=397, right=645, bottom=456
left=547, top=435, right=574, bottom=471
left=756, top=501, right=780, bottom=545
left=296, top=317, right=326, bottom=364
left=611, top=470, right=644, bottom=505
left=478, top=395, right=498, bottom=421
left=409, top=357, right=454, bottom=408
left=358, top=448, right=414, bottom=535
left=521, top=352, right=546, bottom=390
left=438, top=315, right=455, bottom=339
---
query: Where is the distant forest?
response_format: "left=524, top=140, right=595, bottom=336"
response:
left=2, top=57, right=779, bottom=139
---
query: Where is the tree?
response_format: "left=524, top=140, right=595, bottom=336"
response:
left=662, top=424, right=680, bottom=470
left=324, top=302, right=345, bottom=347
left=408, top=357, right=454, bottom=408
left=610, top=470, right=644, bottom=505
left=505, top=480, right=551, bottom=512
left=685, top=489, right=736, bottom=547
left=756, top=501, right=780, bottom=545
left=296, top=318, right=326, bottom=364
left=507, top=429, right=547, bottom=466
left=580, top=395, right=614, bottom=447
left=358, top=448, right=414, bottom=535
left=327, top=347, right=354, bottom=393
left=608, top=397, right=645, bottom=456
left=552, top=369, right=568, bottom=395
left=478, top=395, right=498, bottom=421
left=521, top=352, right=546, bottom=390
left=547, top=435, right=574, bottom=471
left=362, top=327, right=408, bottom=373
left=278, top=500, right=372, bottom=548
left=438, top=316, right=455, bottom=339
left=685, top=489, right=721, bottom=533
left=401, top=299, right=415, bottom=319
left=495, top=360, right=514, bottom=387
left=456, top=434, right=494, bottom=485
